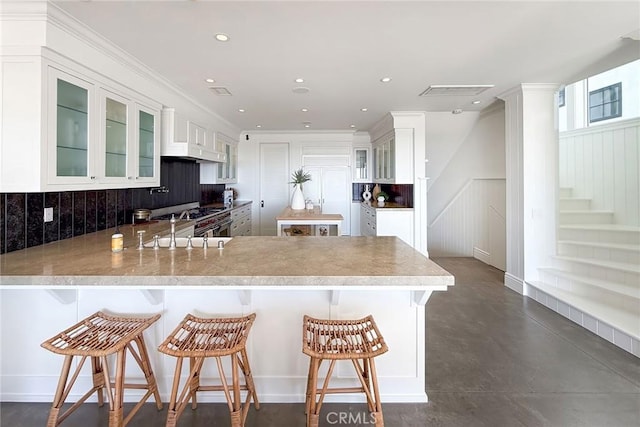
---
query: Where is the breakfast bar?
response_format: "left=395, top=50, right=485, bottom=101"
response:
left=276, top=206, right=344, bottom=236
left=0, top=226, right=454, bottom=404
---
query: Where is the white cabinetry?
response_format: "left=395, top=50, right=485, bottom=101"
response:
left=200, top=133, right=238, bottom=184
left=0, top=62, right=161, bottom=192
left=304, top=166, right=351, bottom=235
left=352, top=146, right=371, bottom=182
left=161, top=108, right=226, bottom=163
left=372, top=129, right=413, bottom=184
left=230, top=202, right=252, bottom=236
left=360, top=203, right=414, bottom=246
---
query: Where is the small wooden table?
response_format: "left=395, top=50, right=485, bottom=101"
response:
left=276, top=206, right=343, bottom=236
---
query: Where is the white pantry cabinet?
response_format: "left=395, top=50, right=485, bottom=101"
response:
left=161, top=108, right=226, bottom=163
left=372, top=129, right=414, bottom=184
left=0, top=61, right=161, bottom=192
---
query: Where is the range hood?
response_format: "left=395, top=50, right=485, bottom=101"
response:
left=161, top=108, right=226, bottom=163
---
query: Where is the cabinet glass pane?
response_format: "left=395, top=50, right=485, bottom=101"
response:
left=138, top=110, right=155, bottom=177
left=389, top=138, right=395, bottom=179
left=382, top=143, right=389, bottom=178
left=56, top=79, right=88, bottom=176
left=230, top=145, right=237, bottom=179
left=105, top=98, right=127, bottom=177
left=355, top=149, right=367, bottom=179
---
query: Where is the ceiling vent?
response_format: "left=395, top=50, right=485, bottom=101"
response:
left=209, top=86, right=232, bottom=96
left=419, top=85, right=494, bottom=97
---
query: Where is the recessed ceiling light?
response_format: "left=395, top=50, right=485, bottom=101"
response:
left=292, top=87, right=310, bottom=94
left=256, top=124, right=262, bottom=128
left=380, top=77, right=392, bottom=83
left=350, top=124, right=356, bottom=128
left=360, top=108, right=368, bottom=112
left=301, top=108, right=309, bottom=112
left=215, top=33, right=230, bottom=42
left=238, top=109, right=245, bottom=113
left=295, top=78, right=304, bottom=83
left=205, top=78, right=215, bottom=83
left=304, top=124, right=310, bottom=128
left=472, top=100, right=481, bottom=105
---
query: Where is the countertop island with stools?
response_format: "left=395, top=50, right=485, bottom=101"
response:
left=0, top=226, right=454, bottom=405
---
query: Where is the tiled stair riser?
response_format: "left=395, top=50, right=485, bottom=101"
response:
left=558, top=227, right=640, bottom=245
left=559, top=211, right=615, bottom=224
left=539, top=270, right=639, bottom=312
left=557, top=242, right=640, bottom=265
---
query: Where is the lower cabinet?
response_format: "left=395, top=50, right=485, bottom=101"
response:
left=231, top=203, right=252, bottom=236
left=360, top=203, right=414, bottom=246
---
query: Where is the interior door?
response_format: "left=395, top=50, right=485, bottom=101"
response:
left=259, top=143, right=289, bottom=235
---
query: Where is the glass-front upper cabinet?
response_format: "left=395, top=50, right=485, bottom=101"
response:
left=353, top=147, right=370, bottom=182
left=138, top=108, right=155, bottom=178
left=52, top=70, right=93, bottom=180
left=104, top=94, right=128, bottom=178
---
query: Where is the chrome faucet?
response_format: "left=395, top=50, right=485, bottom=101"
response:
left=168, top=214, right=177, bottom=250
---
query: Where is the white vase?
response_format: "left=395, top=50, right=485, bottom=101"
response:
left=291, top=184, right=306, bottom=210
left=362, top=184, right=371, bottom=202
left=377, top=196, right=385, bottom=207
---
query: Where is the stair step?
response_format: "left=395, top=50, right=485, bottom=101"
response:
left=557, top=240, right=640, bottom=264
left=539, top=267, right=639, bottom=299
left=559, top=210, right=615, bottom=224
left=559, top=187, right=574, bottom=198
left=553, top=255, right=640, bottom=274
left=559, top=224, right=640, bottom=245
left=559, top=198, right=591, bottom=210
left=529, top=280, right=640, bottom=338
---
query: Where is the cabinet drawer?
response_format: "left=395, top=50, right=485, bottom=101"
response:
left=231, top=205, right=251, bottom=221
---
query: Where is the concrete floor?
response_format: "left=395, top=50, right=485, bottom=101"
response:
left=1, top=257, right=638, bottom=426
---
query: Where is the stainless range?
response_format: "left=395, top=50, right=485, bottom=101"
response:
left=150, top=202, right=232, bottom=237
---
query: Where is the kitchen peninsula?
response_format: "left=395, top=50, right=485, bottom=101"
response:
left=0, top=226, right=454, bottom=404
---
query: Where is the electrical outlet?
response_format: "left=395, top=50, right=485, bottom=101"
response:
left=44, top=207, right=53, bottom=223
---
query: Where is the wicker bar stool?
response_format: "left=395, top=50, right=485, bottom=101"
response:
left=158, top=313, right=259, bottom=427
left=302, top=314, right=388, bottom=427
left=41, top=311, right=162, bottom=427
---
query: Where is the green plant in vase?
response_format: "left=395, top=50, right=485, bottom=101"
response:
left=289, top=168, right=311, bottom=209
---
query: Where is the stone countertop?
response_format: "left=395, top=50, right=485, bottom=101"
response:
left=361, top=201, right=413, bottom=210
left=0, top=226, right=453, bottom=288
left=276, top=206, right=343, bottom=221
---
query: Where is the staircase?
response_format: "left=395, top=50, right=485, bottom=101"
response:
left=529, top=187, right=640, bottom=356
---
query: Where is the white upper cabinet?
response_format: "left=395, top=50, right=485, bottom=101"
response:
left=200, top=132, right=237, bottom=184
left=161, top=108, right=226, bottom=163
left=372, top=129, right=413, bottom=184
left=352, top=146, right=370, bottom=182
left=0, top=62, right=161, bottom=192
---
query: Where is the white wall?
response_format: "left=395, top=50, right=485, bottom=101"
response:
left=426, top=103, right=506, bottom=261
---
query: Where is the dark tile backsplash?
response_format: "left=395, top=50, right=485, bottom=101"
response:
left=352, top=183, right=413, bottom=207
left=0, top=158, right=225, bottom=254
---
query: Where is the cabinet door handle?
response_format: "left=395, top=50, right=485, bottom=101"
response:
left=90, top=176, right=96, bottom=180
left=261, top=200, right=264, bottom=208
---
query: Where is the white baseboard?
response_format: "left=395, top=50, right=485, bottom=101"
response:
left=473, top=247, right=490, bottom=264
left=504, top=272, right=524, bottom=294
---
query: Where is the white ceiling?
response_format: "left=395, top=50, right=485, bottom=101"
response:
left=53, top=0, right=640, bottom=133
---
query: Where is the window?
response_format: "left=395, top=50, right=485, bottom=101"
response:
left=558, top=88, right=565, bottom=107
left=589, top=82, right=622, bottom=123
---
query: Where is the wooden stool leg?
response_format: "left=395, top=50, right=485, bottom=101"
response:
left=239, top=348, right=260, bottom=410
left=189, top=357, right=199, bottom=410
left=108, top=349, right=126, bottom=427
left=306, top=357, right=321, bottom=427
left=304, top=357, right=314, bottom=415
left=47, top=355, right=73, bottom=427
left=91, top=356, right=105, bottom=407
left=133, top=334, right=163, bottom=410
left=230, top=352, right=242, bottom=427
left=368, top=357, right=384, bottom=427
left=165, top=356, right=184, bottom=427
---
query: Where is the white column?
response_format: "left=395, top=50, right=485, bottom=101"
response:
left=499, top=84, right=560, bottom=294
